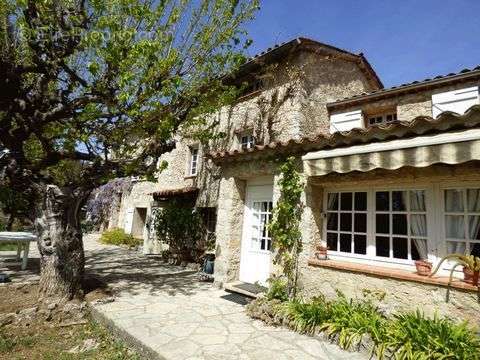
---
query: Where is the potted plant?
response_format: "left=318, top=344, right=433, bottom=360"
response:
left=315, top=244, right=328, bottom=260
left=414, top=259, right=432, bottom=276
left=463, top=266, right=480, bottom=285
left=430, top=254, right=480, bottom=303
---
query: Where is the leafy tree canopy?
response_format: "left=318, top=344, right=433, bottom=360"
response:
left=0, top=0, right=258, bottom=300
left=0, top=0, right=258, bottom=194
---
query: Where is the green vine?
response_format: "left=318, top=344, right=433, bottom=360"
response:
left=268, top=156, right=304, bottom=299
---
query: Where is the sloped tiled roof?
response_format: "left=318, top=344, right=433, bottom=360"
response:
left=207, top=105, right=480, bottom=163
left=232, top=37, right=383, bottom=90
left=328, top=65, right=480, bottom=109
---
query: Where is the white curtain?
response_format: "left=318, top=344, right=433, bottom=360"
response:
left=445, top=189, right=466, bottom=254
left=467, top=188, right=480, bottom=212
left=467, top=189, right=480, bottom=255
left=327, top=193, right=338, bottom=211
left=445, top=189, right=464, bottom=212
left=409, top=191, right=428, bottom=259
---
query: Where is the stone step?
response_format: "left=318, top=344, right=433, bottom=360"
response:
left=224, top=281, right=266, bottom=299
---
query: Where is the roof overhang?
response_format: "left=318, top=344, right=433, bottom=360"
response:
left=302, top=128, right=480, bottom=177
left=327, top=67, right=480, bottom=111
left=208, top=105, right=480, bottom=164
left=228, top=37, right=383, bottom=90
left=151, top=187, right=198, bottom=201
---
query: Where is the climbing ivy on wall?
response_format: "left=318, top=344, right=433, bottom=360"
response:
left=268, top=156, right=304, bottom=299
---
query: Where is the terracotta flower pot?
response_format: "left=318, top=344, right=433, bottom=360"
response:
left=463, top=268, right=480, bottom=286
left=415, top=260, right=432, bottom=276
left=315, top=245, right=328, bottom=260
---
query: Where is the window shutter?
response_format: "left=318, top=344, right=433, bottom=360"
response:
left=432, top=86, right=479, bottom=118
left=329, top=110, right=363, bottom=133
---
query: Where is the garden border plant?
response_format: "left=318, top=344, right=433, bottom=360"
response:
left=99, top=228, right=142, bottom=248
left=430, top=253, right=480, bottom=303
left=247, top=287, right=480, bottom=360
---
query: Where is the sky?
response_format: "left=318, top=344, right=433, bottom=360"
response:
left=245, top=0, right=480, bottom=87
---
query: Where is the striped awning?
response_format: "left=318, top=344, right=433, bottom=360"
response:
left=302, top=128, right=480, bottom=176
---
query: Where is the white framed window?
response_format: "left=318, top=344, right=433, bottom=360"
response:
left=188, top=147, right=199, bottom=176
left=367, top=113, right=397, bottom=127
left=240, top=134, right=255, bottom=150
left=442, top=188, right=480, bottom=257
left=326, top=192, right=367, bottom=255
left=323, top=182, right=480, bottom=272
left=373, top=190, right=428, bottom=261
left=251, top=201, right=273, bottom=251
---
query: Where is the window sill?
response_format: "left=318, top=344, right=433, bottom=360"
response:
left=184, top=175, right=197, bottom=179
left=236, top=90, right=262, bottom=102
left=307, top=258, right=478, bottom=293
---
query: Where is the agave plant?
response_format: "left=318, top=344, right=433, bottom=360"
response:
left=430, top=254, right=480, bottom=303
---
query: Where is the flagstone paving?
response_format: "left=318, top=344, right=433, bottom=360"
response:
left=2, top=235, right=367, bottom=359
left=85, top=237, right=367, bottom=360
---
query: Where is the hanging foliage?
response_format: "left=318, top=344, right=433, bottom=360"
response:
left=85, top=178, right=133, bottom=230
left=268, top=156, right=304, bottom=299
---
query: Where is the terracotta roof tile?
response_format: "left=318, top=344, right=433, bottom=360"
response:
left=207, top=105, right=480, bottom=162
left=234, top=37, right=383, bottom=89
left=151, top=187, right=198, bottom=198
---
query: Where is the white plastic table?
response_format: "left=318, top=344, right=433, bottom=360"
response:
left=0, top=232, right=37, bottom=270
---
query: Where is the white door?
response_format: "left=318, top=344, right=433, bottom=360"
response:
left=239, top=184, right=273, bottom=285
left=124, top=207, right=134, bottom=234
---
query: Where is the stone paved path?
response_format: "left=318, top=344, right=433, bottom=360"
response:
left=2, top=235, right=367, bottom=359
left=85, top=236, right=366, bottom=360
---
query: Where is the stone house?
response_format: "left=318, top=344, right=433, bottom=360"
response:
left=117, top=38, right=480, bottom=323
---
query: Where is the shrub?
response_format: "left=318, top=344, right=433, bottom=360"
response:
left=265, top=277, right=289, bottom=302
left=320, top=294, right=387, bottom=352
left=153, top=200, right=205, bottom=261
left=247, top=292, right=480, bottom=359
left=383, top=310, right=480, bottom=360
left=100, top=228, right=141, bottom=248
left=280, top=296, right=332, bottom=335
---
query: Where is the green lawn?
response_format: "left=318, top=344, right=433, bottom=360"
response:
left=0, top=319, right=140, bottom=360
left=0, top=243, right=18, bottom=251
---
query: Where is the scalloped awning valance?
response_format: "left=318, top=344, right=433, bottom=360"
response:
left=302, top=128, right=480, bottom=176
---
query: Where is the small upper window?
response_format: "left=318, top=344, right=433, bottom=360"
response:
left=243, top=79, right=263, bottom=96
left=367, top=113, right=397, bottom=127
left=189, top=147, right=199, bottom=176
left=252, top=79, right=263, bottom=92
left=240, top=134, right=255, bottom=150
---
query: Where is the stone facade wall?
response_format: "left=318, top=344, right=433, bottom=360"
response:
left=214, top=176, right=246, bottom=285
left=297, top=162, right=480, bottom=326
left=296, top=51, right=375, bottom=135
left=117, top=181, right=158, bottom=230
left=118, top=49, right=374, bottom=251
left=210, top=51, right=374, bottom=151
left=213, top=159, right=279, bottom=285
left=300, top=264, right=479, bottom=326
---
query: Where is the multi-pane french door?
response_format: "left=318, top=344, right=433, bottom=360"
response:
left=240, top=184, right=273, bottom=285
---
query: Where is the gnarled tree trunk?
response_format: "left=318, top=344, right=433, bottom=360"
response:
left=35, top=185, right=85, bottom=302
